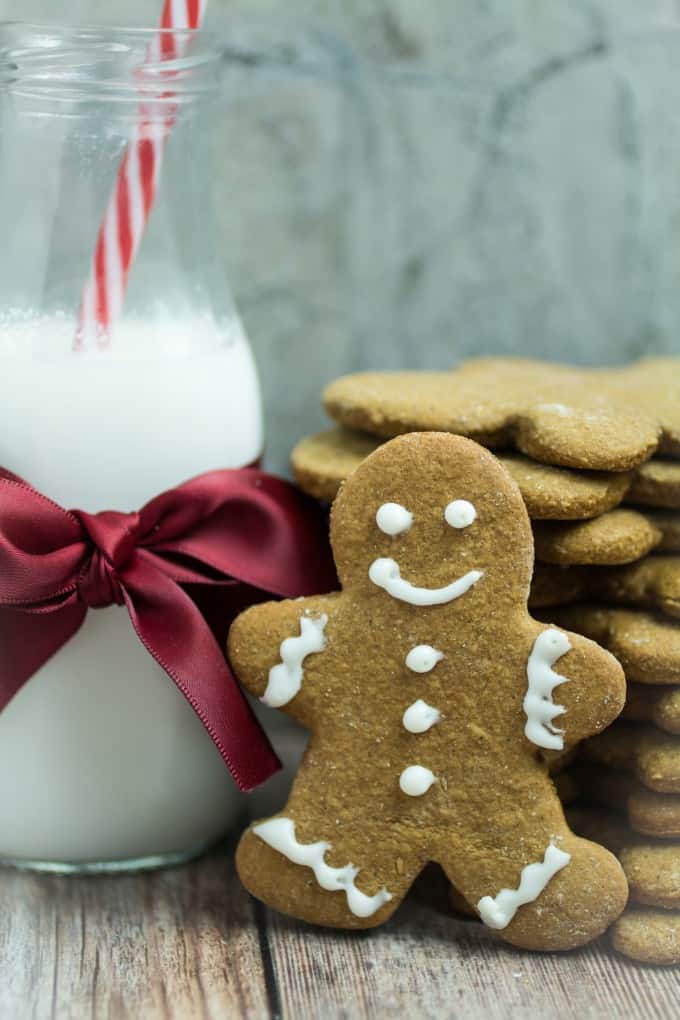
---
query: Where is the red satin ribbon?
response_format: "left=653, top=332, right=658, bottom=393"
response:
left=0, top=467, right=336, bottom=791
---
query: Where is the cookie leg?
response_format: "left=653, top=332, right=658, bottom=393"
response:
left=236, top=816, right=422, bottom=929
left=439, top=829, right=628, bottom=951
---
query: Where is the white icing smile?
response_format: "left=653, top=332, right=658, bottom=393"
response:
left=524, top=629, right=571, bottom=751
left=477, top=844, right=571, bottom=930
left=253, top=817, right=393, bottom=918
left=369, top=558, right=482, bottom=606
left=261, top=614, right=328, bottom=708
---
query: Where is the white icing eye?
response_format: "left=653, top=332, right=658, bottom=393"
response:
left=445, top=499, right=476, bottom=530
left=376, top=502, right=413, bottom=536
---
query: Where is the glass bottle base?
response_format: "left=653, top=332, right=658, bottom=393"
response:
left=0, top=840, right=218, bottom=875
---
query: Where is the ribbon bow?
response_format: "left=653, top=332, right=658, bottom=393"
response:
left=0, top=467, right=336, bottom=790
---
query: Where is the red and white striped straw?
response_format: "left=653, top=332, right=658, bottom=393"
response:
left=75, top=0, right=207, bottom=351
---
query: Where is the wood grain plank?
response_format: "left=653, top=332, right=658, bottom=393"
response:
left=4, top=841, right=680, bottom=1020
left=263, top=867, right=680, bottom=1020
left=0, top=847, right=270, bottom=1020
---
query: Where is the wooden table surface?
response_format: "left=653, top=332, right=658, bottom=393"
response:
left=2, top=840, right=678, bottom=1020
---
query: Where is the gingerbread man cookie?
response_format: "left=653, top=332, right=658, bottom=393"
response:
left=229, top=434, right=627, bottom=950
left=627, top=459, right=680, bottom=509
left=291, top=427, right=635, bottom=519
left=324, top=357, right=680, bottom=470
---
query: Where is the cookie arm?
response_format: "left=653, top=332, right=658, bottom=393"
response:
left=527, top=622, right=626, bottom=747
left=227, top=593, right=341, bottom=725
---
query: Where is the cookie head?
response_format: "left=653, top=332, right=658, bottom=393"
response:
left=330, top=432, right=534, bottom=605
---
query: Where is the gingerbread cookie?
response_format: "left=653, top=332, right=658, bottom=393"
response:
left=291, top=427, right=633, bottom=519
left=229, top=433, right=627, bottom=950
left=540, top=606, right=680, bottom=684
left=324, top=357, right=680, bottom=471
left=622, top=683, right=680, bottom=735
left=629, top=788, right=680, bottom=840
left=291, top=428, right=380, bottom=503
left=486, top=456, right=632, bottom=521
left=532, top=557, right=680, bottom=618
left=584, top=723, right=680, bottom=794
left=566, top=802, right=680, bottom=958
left=612, top=908, right=680, bottom=964
left=532, top=510, right=661, bottom=567
left=649, top=510, right=680, bottom=553
left=294, top=430, right=655, bottom=567
left=626, top=460, right=680, bottom=510
left=587, top=557, right=680, bottom=619
left=576, top=765, right=680, bottom=840
left=567, top=804, right=680, bottom=909
left=620, top=845, right=680, bottom=910
left=565, top=805, right=678, bottom=905
left=568, top=761, right=680, bottom=839
left=530, top=807, right=680, bottom=958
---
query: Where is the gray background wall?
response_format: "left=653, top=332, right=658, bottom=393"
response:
left=3, top=1, right=680, bottom=471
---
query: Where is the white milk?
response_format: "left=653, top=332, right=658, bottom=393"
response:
left=0, top=316, right=264, bottom=865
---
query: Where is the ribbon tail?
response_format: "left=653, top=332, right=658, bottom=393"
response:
left=122, top=562, right=281, bottom=792
left=0, top=603, right=87, bottom=710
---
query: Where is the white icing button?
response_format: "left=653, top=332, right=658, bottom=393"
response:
left=402, top=700, right=440, bottom=734
left=444, top=499, right=477, bottom=529
left=376, top=502, right=413, bottom=536
left=405, top=645, right=444, bottom=674
left=399, top=765, right=436, bottom=796
left=523, top=629, right=571, bottom=751
left=476, top=844, right=571, bottom=930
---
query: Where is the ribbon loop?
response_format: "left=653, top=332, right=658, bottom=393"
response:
left=0, top=466, right=337, bottom=791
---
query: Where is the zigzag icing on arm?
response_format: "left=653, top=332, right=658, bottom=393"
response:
left=253, top=817, right=393, bottom=918
left=523, top=629, right=571, bottom=750
left=261, top=613, right=328, bottom=708
left=368, top=558, right=482, bottom=606
left=477, top=844, right=571, bottom=930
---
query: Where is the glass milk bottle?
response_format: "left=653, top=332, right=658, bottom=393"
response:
left=0, top=23, right=263, bottom=869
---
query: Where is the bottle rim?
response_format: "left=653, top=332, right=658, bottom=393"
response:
left=0, top=21, right=224, bottom=109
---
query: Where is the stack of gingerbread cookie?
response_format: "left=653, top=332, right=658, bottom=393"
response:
left=291, top=356, right=680, bottom=964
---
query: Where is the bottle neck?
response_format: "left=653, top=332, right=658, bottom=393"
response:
left=0, top=22, right=223, bottom=119
left=0, top=23, right=238, bottom=354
